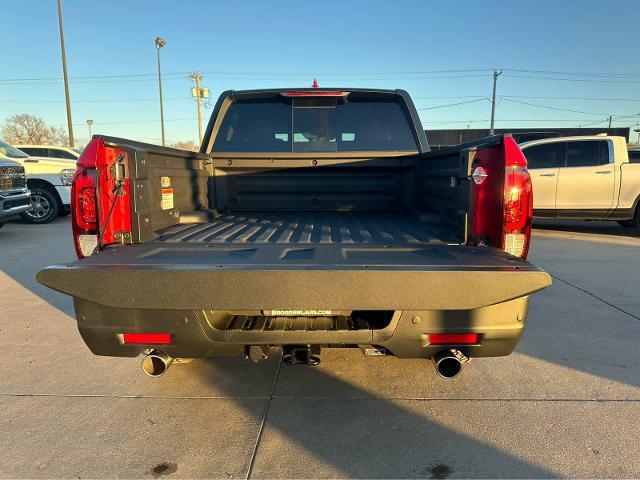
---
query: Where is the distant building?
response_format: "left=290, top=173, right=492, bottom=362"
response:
left=425, top=127, right=631, bottom=149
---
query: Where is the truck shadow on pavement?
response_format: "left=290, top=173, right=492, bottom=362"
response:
left=193, top=356, right=557, bottom=479
left=533, top=220, right=640, bottom=238
left=0, top=219, right=76, bottom=317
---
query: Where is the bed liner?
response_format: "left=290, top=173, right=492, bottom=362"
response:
left=152, top=211, right=456, bottom=246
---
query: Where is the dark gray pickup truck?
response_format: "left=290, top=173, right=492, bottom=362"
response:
left=38, top=88, right=551, bottom=378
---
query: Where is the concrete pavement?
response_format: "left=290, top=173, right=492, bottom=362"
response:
left=0, top=218, right=638, bottom=478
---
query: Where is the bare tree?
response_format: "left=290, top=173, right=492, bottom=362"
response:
left=1, top=114, right=69, bottom=145
left=50, top=126, right=69, bottom=145
left=170, top=140, right=199, bottom=152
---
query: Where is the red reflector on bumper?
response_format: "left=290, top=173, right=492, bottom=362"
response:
left=123, top=333, right=171, bottom=345
left=429, top=333, right=478, bottom=345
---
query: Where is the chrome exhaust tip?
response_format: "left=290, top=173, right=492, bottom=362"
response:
left=432, top=349, right=463, bottom=379
left=141, top=350, right=173, bottom=377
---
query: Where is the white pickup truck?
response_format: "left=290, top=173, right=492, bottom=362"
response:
left=0, top=139, right=76, bottom=224
left=520, top=135, right=640, bottom=228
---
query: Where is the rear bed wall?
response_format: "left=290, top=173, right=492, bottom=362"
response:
left=209, top=158, right=417, bottom=212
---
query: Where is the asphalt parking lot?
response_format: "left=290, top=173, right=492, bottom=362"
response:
left=0, top=218, right=638, bottom=479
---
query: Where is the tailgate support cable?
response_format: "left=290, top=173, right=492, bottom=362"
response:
left=91, top=181, right=126, bottom=255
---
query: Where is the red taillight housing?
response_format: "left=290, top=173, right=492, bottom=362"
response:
left=71, top=167, right=99, bottom=258
left=429, top=333, right=479, bottom=345
left=71, top=138, right=132, bottom=259
left=501, top=139, right=533, bottom=258
left=470, top=136, right=533, bottom=259
left=281, top=90, right=348, bottom=97
left=123, top=333, right=171, bottom=345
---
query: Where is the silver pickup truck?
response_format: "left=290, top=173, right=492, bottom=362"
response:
left=0, top=157, right=30, bottom=229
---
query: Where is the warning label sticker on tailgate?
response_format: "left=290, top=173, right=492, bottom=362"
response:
left=161, top=188, right=174, bottom=210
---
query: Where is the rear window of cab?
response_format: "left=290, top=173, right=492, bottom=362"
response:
left=212, top=95, right=418, bottom=153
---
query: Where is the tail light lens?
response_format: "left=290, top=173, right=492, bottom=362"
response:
left=71, top=138, right=132, bottom=259
left=123, top=333, right=171, bottom=345
left=502, top=138, right=533, bottom=258
left=282, top=90, right=348, bottom=97
left=429, top=333, right=478, bottom=345
left=470, top=136, right=533, bottom=259
left=71, top=167, right=98, bottom=258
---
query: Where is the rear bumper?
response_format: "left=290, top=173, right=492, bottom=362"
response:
left=37, top=242, right=550, bottom=360
left=72, top=295, right=532, bottom=359
left=0, top=189, right=31, bottom=222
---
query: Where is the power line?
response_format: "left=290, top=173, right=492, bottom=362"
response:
left=500, top=98, right=611, bottom=116
left=0, top=97, right=195, bottom=104
left=0, top=71, right=192, bottom=82
left=47, top=117, right=198, bottom=128
left=416, top=98, right=489, bottom=111
left=503, top=68, right=640, bottom=78
left=419, top=118, right=629, bottom=124
left=498, top=95, right=640, bottom=102
left=0, top=73, right=493, bottom=86
left=576, top=119, right=612, bottom=127
left=0, top=76, right=194, bottom=86
left=8, top=94, right=640, bottom=105
left=413, top=95, right=489, bottom=100
left=420, top=119, right=489, bottom=125
left=0, top=68, right=493, bottom=83
left=5, top=66, right=640, bottom=84
left=501, top=98, right=640, bottom=120
left=503, top=73, right=640, bottom=84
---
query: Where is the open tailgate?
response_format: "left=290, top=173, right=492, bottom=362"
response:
left=38, top=242, right=550, bottom=311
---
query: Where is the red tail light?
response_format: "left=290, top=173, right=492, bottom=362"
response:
left=470, top=136, right=533, bottom=259
left=282, top=90, right=347, bottom=97
left=502, top=139, right=533, bottom=258
left=123, top=333, right=171, bottom=345
left=71, top=138, right=132, bottom=259
left=429, top=333, right=479, bottom=345
left=71, top=166, right=98, bottom=258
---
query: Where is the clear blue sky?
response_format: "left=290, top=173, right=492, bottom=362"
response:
left=2, top=0, right=640, bottom=146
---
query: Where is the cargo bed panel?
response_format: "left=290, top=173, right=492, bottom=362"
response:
left=153, top=212, right=456, bottom=245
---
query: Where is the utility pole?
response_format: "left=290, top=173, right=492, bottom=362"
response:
left=489, top=69, right=502, bottom=135
left=86, top=119, right=94, bottom=139
left=154, top=37, right=167, bottom=146
left=56, top=0, right=74, bottom=147
left=189, top=72, right=208, bottom=145
left=608, top=115, right=613, bottom=128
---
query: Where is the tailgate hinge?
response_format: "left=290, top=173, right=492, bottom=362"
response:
left=113, top=231, right=132, bottom=244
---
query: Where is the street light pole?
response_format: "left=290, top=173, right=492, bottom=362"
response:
left=56, top=0, right=74, bottom=147
left=154, top=37, right=167, bottom=146
left=86, top=119, right=94, bottom=139
left=489, top=69, right=502, bottom=135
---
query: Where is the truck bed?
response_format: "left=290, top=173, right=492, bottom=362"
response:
left=153, top=211, right=456, bottom=246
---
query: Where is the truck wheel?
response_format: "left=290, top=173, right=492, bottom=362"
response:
left=21, top=187, right=61, bottom=224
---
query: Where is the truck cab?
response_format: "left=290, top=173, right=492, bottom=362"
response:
left=521, top=135, right=640, bottom=227
left=14, top=145, right=82, bottom=162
